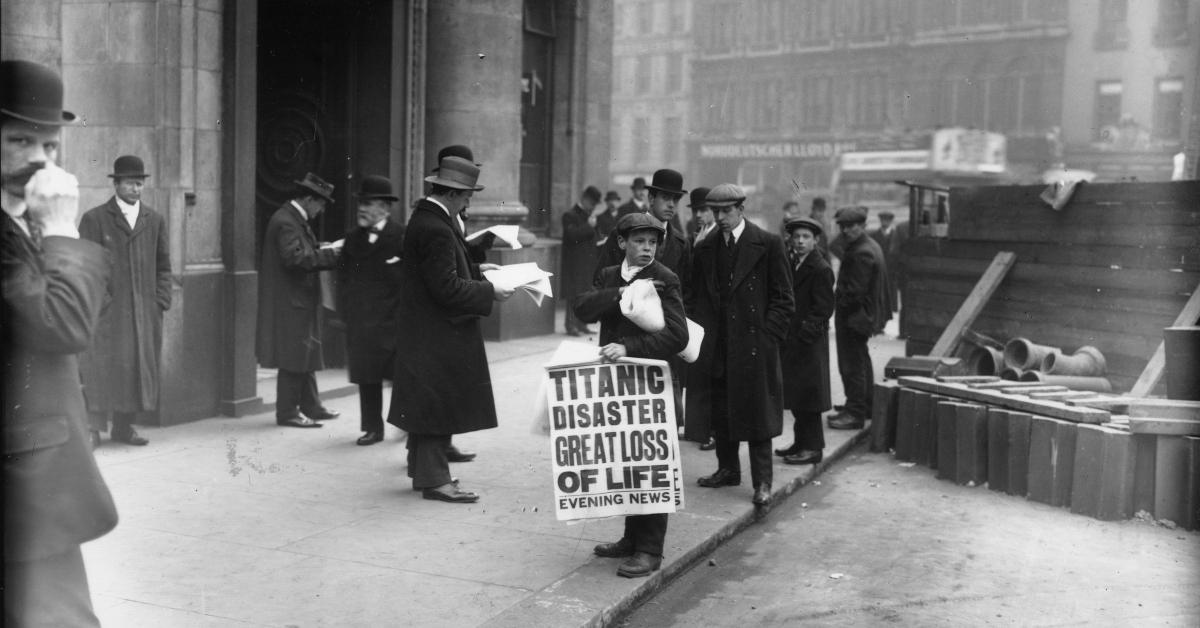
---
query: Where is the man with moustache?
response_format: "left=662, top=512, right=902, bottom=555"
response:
left=686, top=184, right=793, bottom=507
left=684, top=186, right=714, bottom=245
left=596, top=190, right=621, bottom=240
left=560, top=185, right=604, bottom=336
left=388, top=156, right=514, bottom=503
left=616, top=176, right=648, bottom=217
left=337, top=175, right=405, bottom=446
left=256, top=172, right=343, bottom=429
left=78, top=155, right=171, bottom=447
left=2, top=58, right=117, bottom=627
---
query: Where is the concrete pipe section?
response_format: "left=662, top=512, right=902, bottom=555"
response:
left=1042, top=345, right=1106, bottom=376
left=968, top=346, right=1005, bottom=376
left=1000, top=367, right=1024, bottom=381
left=1003, top=338, right=1062, bottom=371
left=1018, top=371, right=1113, bottom=392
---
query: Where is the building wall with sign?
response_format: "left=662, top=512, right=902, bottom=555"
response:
left=688, top=0, right=1072, bottom=227
left=1060, top=0, right=1199, bottom=182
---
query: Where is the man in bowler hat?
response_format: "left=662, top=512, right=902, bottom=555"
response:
left=596, top=190, right=621, bottom=239
left=388, top=156, right=514, bottom=503
left=617, top=176, right=648, bottom=217
left=686, top=184, right=794, bottom=507
left=256, top=172, right=343, bottom=428
left=560, top=185, right=604, bottom=336
left=2, top=58, right=118, bottom=627
left=78, top=155, right=171, bottom=447
left=337, top=175, right=405, bottom=446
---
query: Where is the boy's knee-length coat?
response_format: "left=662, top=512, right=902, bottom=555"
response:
left=684, top=221, right=793, bottom=442
left=387, top=199, right=498, bottom=435
left=781, top=250, right=834, bottom=413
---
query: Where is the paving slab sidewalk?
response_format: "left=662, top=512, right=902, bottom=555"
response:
left=85, top=328, right=902, bottom=627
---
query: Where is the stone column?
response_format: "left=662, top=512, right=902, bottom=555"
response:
left=424, top=0, right=528, bottom=231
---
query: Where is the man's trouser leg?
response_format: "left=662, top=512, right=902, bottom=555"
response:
left=624, top=513, right=668, bottom=556
left=3, top=546, right=101, bottom=628
left=835, top=318, right=870, bottom=419
left=358, top=382, right=383, bottom=433
left=407, top=433, right=452, bottom=489
left=276, top=369, right=303, bottom=420
left=297, top=371, right=322, bottom=418
left=747, top=439, right=772, bottom=488
left=793, top=410, right=826, bottom=450
left=710, top=377, right=740, bottom=474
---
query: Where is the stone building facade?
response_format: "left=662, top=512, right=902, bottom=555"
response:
left=1, top=0, right=612, bottom=423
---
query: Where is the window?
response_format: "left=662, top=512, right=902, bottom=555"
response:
left=955, top=76, right=984, bottom=128
left=666, top=54, right=683, bottom=93
left=1094, top=81, right=1123, bottom=141
left=633, top=117, right=650, bottom=158
left=639, top=2, right=654, bottom=35
left=989, top=75, right=1019, bottom=132
left=792, top=0, right=834, bottom=43
left=1155, top=0, right=1189, bottom=45
left=622, top=57, right=638, bottom=94
left=798, top=75, right=832, bottom=129
left=665, top=117, right=683, bottom=163
left=1095, top=0, right=1129, bottom=49
left=1153, top=78, right=1184, bottom=140
left=635, top=59, right=651, bottom=94
left=851, top=74, right=887, bottom=128
left=1100, top=0, right=1127, bottom=23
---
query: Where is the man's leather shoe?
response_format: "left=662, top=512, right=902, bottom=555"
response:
left=593, top=538, right=634, bottom=558
left=699, top=437, right=716, bottom=451
left=774, top=443, right=800, bottom=457
left=784, top=450, right=823, bottom=465
left=112, top=427, right=148, bottom=446
left=753, top=483, right=772, bottom=506
left=422, top=482, right=479, bottom=503
left=617, top=552, right=662, bottom=578
left=446, top=445, right=476, bottom=463
left=277, top=416, right=322, bottom=428
left=356, top=431, right=384, bottom=446
left=90, top=429, right=101, bottom=449
left=307, top=408, right=340, bottom=421
left=697, top=468, right=741, bottom=487
left=828, top=412, right=865, bottom=430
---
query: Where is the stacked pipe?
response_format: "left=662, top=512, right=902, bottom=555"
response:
left=964, top=337, right=1113, bottom=390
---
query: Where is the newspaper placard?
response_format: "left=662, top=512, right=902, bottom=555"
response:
left=545, top=358, right=684, bottom=521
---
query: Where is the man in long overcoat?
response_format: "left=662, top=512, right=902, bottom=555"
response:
left=869, top=210, right=905, bottom=314
left=686, top=184, right=793, bottom=507
left=776, top=217, right=835, bottom=465
left=387, top=156, right=513, bottom=503
left=560, top=185, right=603, bottom=336
left=337, top=175, right=404, bottom=446
left=79, top=155, right=170, bottom=446
left=829, top=206, right=890, bottom=430
left=256, top=172, right=342, bottom=428
left=2, top=59, right=118, bottom=626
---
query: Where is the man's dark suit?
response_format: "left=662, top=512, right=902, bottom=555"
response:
left=337, top=218, right=405, bottom=434
left=574, top=260, right=687, bottom=559
left=388, top=199, right=497, bottom=488
left=256, top=201, right=339, bottom=422
left=685, top=222, right=793, bottom=489
left=3, top=214, right=117, bottom=625
left=835, top=232, right=889, bottom=421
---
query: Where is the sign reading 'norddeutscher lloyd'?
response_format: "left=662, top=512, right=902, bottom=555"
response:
left=699, top=141, right=859, bottom=160
left=545, top=359, right=684, bottom=521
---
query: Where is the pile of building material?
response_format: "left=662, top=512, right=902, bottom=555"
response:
left=870, top=376, right=1200, bottom=530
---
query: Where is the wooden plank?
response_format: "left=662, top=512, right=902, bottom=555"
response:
left=970, top=381, right=1053, bottom=390
left=937, top=375, right=1000, bottom=383
left=1027, top=391, right=1099, bottom=401
left=929, top=251, right=1017, bottom=358
left=1127, top=399, right=1200, bottom=420
left=1130, top=281, right=1200, bottom=397
left=1126, top=417, right=1200, bottom=436
left=1066, top=397, right=1135, bottom=411
left=898, top=376, right=1110, bottom=424
left=1001, top=385, right=1069, bottom=395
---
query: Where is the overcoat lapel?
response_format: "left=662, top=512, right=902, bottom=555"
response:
left=730, top=224, right=766, bottom=290
left=104, top=199, right=133, bottom=236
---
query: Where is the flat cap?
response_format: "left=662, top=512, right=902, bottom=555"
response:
left=834, top=206, right=868, bottom=224
left=784, top=216, right=824, bottom=236
left=616, top=212, right=666, bottom=238
left=706, top=183, right=746, bottom=208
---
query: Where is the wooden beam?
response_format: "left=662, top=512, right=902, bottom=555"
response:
left=898, top=376, right=1110, bottom=424
left=928, top=251, right=1017, bottom=358
left=1129, top=281, right=1200, bottom=397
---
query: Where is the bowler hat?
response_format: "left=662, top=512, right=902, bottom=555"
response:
left=645, top=169, right=686, bottom=196
left=616, top=212, right=665, bottom=239
left=878, top=210, right=895, bottom=220
left=630, top=177, right=646, bottom=190
left=294, top=172, right=335, bottom=202
left=0, top=60, right=75, bottom=125
left=784, top=216, right=823, bottom=236
left=356, top=175, right=398, bottom=201
left=604, top=190, right=621, bottom=202
left=687, top=186, right=711, bottom=209
left=108, top=155, right=150, bottom=179
left=582, top=185, right=602, bottom=202
left=432, top=144, right=481, bottom=171
left=424, top=156, right=485, bottom=191
left=706, top=183, right=746, bottom=208
left=834, top=206, right=868, bottom=224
